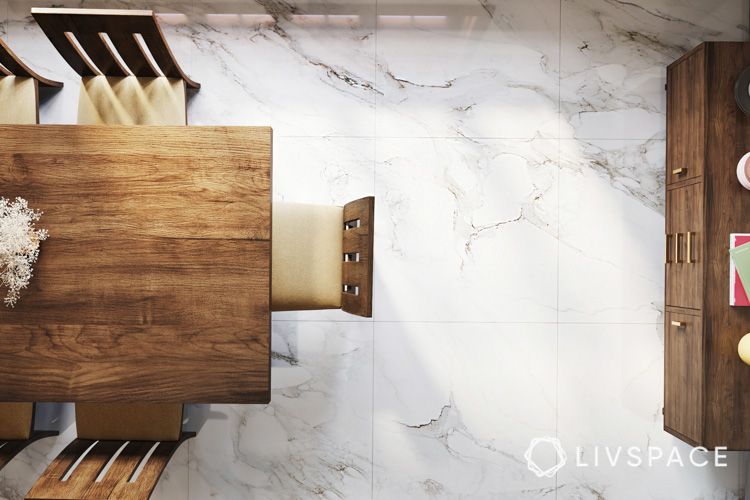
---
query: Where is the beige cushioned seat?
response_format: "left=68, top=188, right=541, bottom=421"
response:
left=272, top=203, right=343, bottom=311
left=0, top=403, right=33, bottom=440
left=76, top=403, right=183, bottom=441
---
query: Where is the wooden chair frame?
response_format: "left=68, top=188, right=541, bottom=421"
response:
left=25, top=433, right=194, bottom=500
left=342, top=197, right=374, bottom=317
left=0, top=39, right=63, bottom=88
left=31, top=7, right=199, bottom=88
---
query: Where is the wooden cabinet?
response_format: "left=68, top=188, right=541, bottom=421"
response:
left=665, top=42, right=750, bottom=449
left=664, top=312, right=703, bottom=444
left=667, top=44, right=705, bottom=185
left=666, top=182, right=703, bottom=310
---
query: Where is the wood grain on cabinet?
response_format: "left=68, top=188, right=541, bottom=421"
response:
left=702, top=42, right=750, bottom=448
left=0, top=125, right=272, bottom=404
left=667, top=43, right=705, bottom=185
left=665, top=42, right=750, bottom=450
left=666, top=181, right=704, bottom=310
left=664, top=311, right=704, bottom=444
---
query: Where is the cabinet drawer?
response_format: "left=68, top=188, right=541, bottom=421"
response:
left=666, top=182, right=703, bottom=309
left=666, top=46, right=705, bottom=185
left=664, top=311, right=703, bottom=443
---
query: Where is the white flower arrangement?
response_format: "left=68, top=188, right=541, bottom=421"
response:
left=0, top=197, right=47, bottom=307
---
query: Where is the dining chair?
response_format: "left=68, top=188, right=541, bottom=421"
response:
left=31, top=8, right=199, bottom=126
left=0, top=38, right=63, bottom=126
left=272, top=196, right=375, bottom=317
left=19, top=10, right=200, bottom=499
left=25, top=404, right=193, bottom=500
left=0, top=40, right=62, bottom=473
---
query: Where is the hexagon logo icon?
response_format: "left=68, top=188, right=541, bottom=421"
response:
left=524, top=437, right=567, bottom=478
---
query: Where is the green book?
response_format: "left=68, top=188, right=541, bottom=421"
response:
left=731, top=242, right=750, bottom=293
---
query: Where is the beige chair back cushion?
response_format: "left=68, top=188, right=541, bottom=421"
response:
left=272, top=203, right=343, bottom=311
left=78, top=76, right=186, bottom=125
left=0, top=402, right=33, bottom=440
left=76, top=403, right=183, bottom=441
left=0, top=76, right=38, bottom=124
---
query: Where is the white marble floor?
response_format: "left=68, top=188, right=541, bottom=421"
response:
left=0, top=0, right=749, bottom=499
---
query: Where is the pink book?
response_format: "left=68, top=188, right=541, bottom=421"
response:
left=730, top=234, right=750, bottom=306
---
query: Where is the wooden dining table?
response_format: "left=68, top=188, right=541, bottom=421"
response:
left=0, top=125, right=272, bottom=403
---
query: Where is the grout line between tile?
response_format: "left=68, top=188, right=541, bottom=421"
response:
left=555, top=0, right=562, bottom=497
left=271, top=319, right=663, bottom=325
left=372, top=0, right=378, bottom=497
left=273, top=134, right=664, bottom=142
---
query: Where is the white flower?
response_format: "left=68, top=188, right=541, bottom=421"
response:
left=0, top=197, right=48, bottom=307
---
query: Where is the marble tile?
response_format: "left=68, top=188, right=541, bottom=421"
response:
left=272, top=136, right=375, bottom=322
left=560, top=0, right=748, bottom=140
left=557, top=323, right=743, bottom=499
left=373, top=322, right=557, bottom=499
left=374, top=137, right=558, bottom=322
left=0, top=1, right=6, bottom=39
left=558, top=138, right=664, bottom=324
left=0, top=419, right=76, bottom=500
left=273, top=136, right=374, bottom=206
left=375, top=0, right=560, bottom=139
left=3, top=1, right=748, bottom=499
left=152, top=441, right=190, bottom=500
left=188, top=321, right=373, bottom=499
left=187, top=0, right=377, bottom=136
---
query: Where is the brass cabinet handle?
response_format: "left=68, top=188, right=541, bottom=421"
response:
left=672, top=167, right=687, bottom=175
left=675, top=232, right=683, bottom=263
left=665, top=233, right=673, bottom=263
left=686, top=231, right=693, bottom=263
left=671, top=320, right=685, bottom=328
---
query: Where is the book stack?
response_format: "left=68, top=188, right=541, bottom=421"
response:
left=730, top=234, right=750, bottom=306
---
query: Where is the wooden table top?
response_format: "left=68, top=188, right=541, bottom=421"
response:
left=0, top=125, right=272, bottom=403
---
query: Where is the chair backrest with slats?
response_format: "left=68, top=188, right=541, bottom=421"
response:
left=31, top=8, right=199, bottom=89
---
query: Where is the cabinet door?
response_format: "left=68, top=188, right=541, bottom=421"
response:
left=666, top=182, right=703, bottom=309
left=666, top=46, right=705, bottom=185
left=664, top=311, right=703, bottom=443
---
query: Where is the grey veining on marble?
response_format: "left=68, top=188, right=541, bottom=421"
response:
left=187, top=0, right=377, bottom=136
left=558, top=138, right=665, bottom=324
left=188, top=321, right=373, bottom=500
left=1, top=0, right=749, bottom=499
left=373, top=322, right=557, bottom=499
left=376, top=0, right=560, bottom=139
left=560, top=0, right=748, bottom=140
left=557, top=324, right=743, bottom=499
left=374, top=137, right=559, bottom=322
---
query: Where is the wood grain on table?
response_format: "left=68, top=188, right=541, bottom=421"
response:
left=0, top=125, right=272, bottom=403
